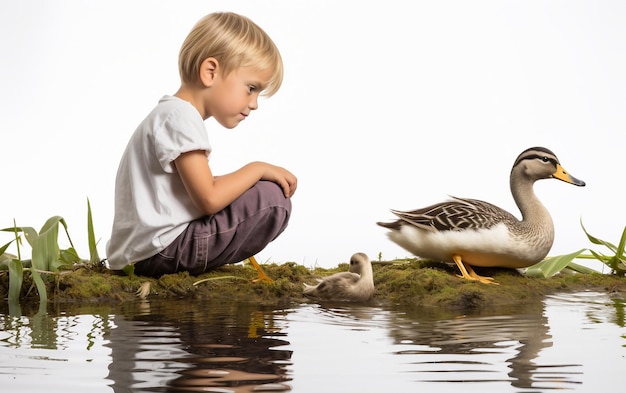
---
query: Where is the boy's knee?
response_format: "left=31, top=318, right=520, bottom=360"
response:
left=255, top=181, right=292, bottom=213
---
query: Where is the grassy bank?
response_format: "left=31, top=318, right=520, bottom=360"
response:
left=2, top=258, right=625, bottom=310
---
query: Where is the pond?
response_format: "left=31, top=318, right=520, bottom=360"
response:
left=1, top=291, right=625, bottom=392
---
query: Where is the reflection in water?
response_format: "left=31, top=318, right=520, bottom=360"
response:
left=286, top=293, right=626, bottom=392
left=0, top=303, right=115, bottom=392
left=105, top=299, right=293, bottom=392
left=0, top=291, right=625, bottom=392
left=385, top=301, right=580, bottom=390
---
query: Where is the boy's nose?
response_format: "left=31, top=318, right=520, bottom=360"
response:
left=249, top=96, right=259, bottom=110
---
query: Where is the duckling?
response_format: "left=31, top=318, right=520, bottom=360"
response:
left=377, top=147, right=585, bottom=284
left=303, top=252, right=375, bottom=301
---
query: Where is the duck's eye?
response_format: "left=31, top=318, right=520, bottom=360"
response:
left=541, top=156, right=550, bottom=162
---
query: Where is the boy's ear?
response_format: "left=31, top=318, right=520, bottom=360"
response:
left=199, top=58, right=219, bottom=87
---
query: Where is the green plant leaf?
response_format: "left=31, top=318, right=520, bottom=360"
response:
left=21, top=226, right=39, bottom=248
left=0, top=238, right=14, bottom=256
left=524, top=249, right=587, bottom=278
left=581, top=219, right=618, bottom=253
left=566, top=261, right=600, bottom=275
left=55, top=216, right=77, bottom=252
left=30, top=218, right=61, bottom=271
left=616, top=226, right=626, bottom=255
left=1, top=226, right=24, bottom=232
left=122, top=264, right=135, bottom=278
left=607, top=254, right=626, bottom=274
left=0, top=239, right=17, bottom=270
left=87, top=198, right=100, bottom=263
left=611, top=226, right=626, bottom=274
left=0, top=252, right=18, bottom=270
left=30, top=266, right=48, bottom=304
left=59, top=247, right=81, bottom=267
left=588, top=249, right=609, bottom=263
left=39, top=215, right=63, bottom=232
left=8, top=258, right=24, bottom=303
left=578, top=220, right=626, bottom=276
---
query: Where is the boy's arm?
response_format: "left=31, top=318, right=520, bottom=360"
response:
left=175, top=150, right=297, bottom=215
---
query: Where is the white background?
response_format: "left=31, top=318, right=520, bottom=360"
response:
left=1, top=0, right=624, bottom=268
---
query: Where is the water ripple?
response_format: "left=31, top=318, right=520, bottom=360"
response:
left=1, top=292, right=625, bottom=391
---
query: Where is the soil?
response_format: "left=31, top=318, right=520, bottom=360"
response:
left=2, top=258, right=625, bottom=310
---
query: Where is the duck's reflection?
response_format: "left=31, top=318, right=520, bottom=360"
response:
left=308, top=298, right=575, bottom=390
left=105, top=299, right=293, bottom=392
left=383, top=300, right=583, bottom=390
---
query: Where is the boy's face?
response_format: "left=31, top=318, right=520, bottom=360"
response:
left=206, top=66, right=272, bottom=129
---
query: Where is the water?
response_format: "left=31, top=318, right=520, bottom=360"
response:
left=1, top=291, right=625, bottom=392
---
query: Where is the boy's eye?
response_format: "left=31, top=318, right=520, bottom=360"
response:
left=248, top=85, right=257, bottom=93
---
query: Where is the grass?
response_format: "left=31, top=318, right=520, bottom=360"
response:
left=526, top=220, right=626, bottom=278
left=0, top=199, right=100, bottom=311
left=1, top=258, right=624, bottom=311
left=1, top=204, right=626, bottom=312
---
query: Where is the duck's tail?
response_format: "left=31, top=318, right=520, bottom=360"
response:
left=377, top=220, right=402, bottom=230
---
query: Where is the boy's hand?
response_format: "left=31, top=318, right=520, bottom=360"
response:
left=261, top=163, right=297, bottom=198
left=176, top=153, right=296, bottom=215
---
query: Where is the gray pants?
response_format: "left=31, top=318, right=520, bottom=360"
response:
left=133, top=181, right=291, bottom=277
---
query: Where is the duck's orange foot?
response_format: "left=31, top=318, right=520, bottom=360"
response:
left=247, top=256, right=274, bottom=283
left=452, top=254, right=499, bottom=285
left=455, top=273, right=498, bottom=285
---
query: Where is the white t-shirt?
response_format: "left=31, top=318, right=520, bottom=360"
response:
left=106, top=95, right=211, bottom=269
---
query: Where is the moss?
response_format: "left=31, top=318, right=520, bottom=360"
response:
left=1, top=258, right=625, bottom=310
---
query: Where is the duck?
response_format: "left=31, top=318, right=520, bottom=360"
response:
left=303, top=252, right=375, bottom=301
left=377, top=146, right=585, bottom=284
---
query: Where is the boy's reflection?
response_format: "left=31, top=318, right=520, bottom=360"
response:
left=105, top=299, right=292, bottom=392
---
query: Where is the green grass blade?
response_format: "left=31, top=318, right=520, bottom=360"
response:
left=59, top=247, right=81, bottom=267
left=193, top=276, right=249, bottom=286
left=565, top=261, right=599, bottom=274
left=588, top=249, right=610, bottom=262
left=1, top=227, right=24, bottom=232
left=616, top=226, right=626, bottom=256
left=612, top=227, right=626, bottom=274
left=30, top=267, right=48, bottom=304
left=8, top=258, right=24, bottom=303
left=87, top=198, right=100, bottom=263
left=524, top=249, right=587, bottom=278
left=43, top=216, right=77, bottom=252
left=0, top=239, right=17, bottom=269
left=0, top=239, right=15, bottom=256
left=589, top=249, right=622, bottom=273
left=122, top=264, right=135, bottom=278
left=57, top=217, right=77, bottom=252
left=13, top=219, right=22, bottom=261
left=581, top=219, right=618, bottom=253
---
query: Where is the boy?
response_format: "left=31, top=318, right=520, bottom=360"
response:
left=106, top=12, right=297, bottom=277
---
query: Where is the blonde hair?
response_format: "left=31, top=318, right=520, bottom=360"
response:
left=179, top=12, right=283, bottom=96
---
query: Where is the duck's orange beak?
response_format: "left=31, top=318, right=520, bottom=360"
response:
left=553, top=164, right=585, bottom=186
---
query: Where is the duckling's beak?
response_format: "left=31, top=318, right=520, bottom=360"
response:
left=553, top=164, right=586, bottom=186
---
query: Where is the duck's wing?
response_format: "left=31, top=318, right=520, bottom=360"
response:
left=303, top=272, right=361, bottom=298
left=317, top=272, right=360, bottom=288
left=388, top=197, right=517, bottom=232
